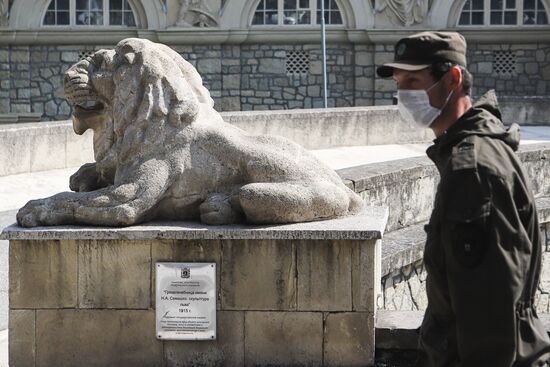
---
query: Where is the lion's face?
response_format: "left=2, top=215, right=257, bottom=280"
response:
left=64, top=48, right=129, bottom=167
left=63, top=38, right=215, bottom=166
left=64, top=49, right=121, bottom=135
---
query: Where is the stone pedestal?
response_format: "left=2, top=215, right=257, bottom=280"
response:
left=1, top=206, right=388, bottom=367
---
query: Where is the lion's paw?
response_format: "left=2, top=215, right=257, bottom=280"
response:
left=16, top=199, right=51, bottom=227
left=199, top=193, right=242, bottom=225
left=16, top=198, right=74, bottom=228
left=70, top=163, right=100, bottom=192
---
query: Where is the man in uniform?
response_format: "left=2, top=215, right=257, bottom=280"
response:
left=377, top=31, right=550, bottom=366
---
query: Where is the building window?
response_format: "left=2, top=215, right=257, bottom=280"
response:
left=284, top=0, right=311, bottom=25
left=458, top=0, right=549, bottom=25
left=523, top=0, right=548, bottom=24
left=109, top=0, right=136, bottom=26
left=317, top=0, right=342, bottom=24
left=43, top=0, right=136, bottom=26
left=490, top=0, right=517, bottom=24
left=252, top=0, right=343, bottom=25
left=459, top=0, right=485, bottom=25
left=76, top=0, right=104, bottom=25
left=44, top=0, right=70, bottom=25
left=252, top=0, right=278, bottom=24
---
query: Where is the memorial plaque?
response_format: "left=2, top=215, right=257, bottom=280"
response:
left=156, top=262, right=216, bottom=340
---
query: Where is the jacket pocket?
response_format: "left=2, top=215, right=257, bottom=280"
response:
left=445, top=201, right=491, bottom=269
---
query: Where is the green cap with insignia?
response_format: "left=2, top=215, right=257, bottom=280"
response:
left=376, top=31, right=467, bottom=78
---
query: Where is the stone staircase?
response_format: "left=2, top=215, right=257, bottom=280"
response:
left=338, top=143, right=550, bottom=366
left=374, top=195, right=550, bottom=365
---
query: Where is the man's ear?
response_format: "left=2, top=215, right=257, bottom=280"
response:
left=450, top=66, right=463, bottom=90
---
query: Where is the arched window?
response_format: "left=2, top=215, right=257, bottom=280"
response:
left=523, top=0, right=548, bottom=24
left=252, top=0, right=344, bottom=25
left=459, top=0, right=484, bottom=25
left=458, top=0, right=549, bottom=25
left=43, top=0, right=137, bottom=26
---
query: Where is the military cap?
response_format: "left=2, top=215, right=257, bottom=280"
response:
left=376, top=31, right=467, bottom=78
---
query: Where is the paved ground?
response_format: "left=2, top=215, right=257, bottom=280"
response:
left=0, top=126, right=548, bottom=365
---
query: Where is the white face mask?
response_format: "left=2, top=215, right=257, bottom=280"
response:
left=397, top=80, right=453, bottom=128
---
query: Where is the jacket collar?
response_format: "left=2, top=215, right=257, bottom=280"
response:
left=426, top=90, right=520, bottom=166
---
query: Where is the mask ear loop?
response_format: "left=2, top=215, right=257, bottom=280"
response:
left=425, top=79, right=441, bottom=93
left=426, top=72, right=454, bottom=112
left=441, top=89, right=454, bottom=109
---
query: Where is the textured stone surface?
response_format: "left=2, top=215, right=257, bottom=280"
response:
left=0, top=120, right=93, bottom=176
left=519, top=145, right=550, bottom=197
left=297, top=240, right=352, bottom=311
left=35, top=309, right=162, bottom=367
left=223, top=106, right=433, bottom=150
left=0, top=104, right=433, bottom=178
left=0, top=130, right=32, bottom=176
left=164, top=311, right=244, bottom=367
left=17, top=38, right=363, bottom=228
left=500, top=97, right=550, bottom=125
left=6, top=233, right=386, bottom=366
left=65, top=128, right=94, bottom=167
left=338, top=157, right=438, bottom=231
left=221, top=240, right=296, bottom=310
left=244, top=311, right=323, bottom=366
left=78, top=240, right=151, bottom=309
left=381, top=223, right=427, bottom=276
left=352, top=240, right=382, bottom=312
left=10, top=239, right=77, bottom=308
left=379, top=196, right=549, bottom=313
left=2, top=42, right=550, bottom=118
left=29, top=129, right=67, bottom=172
left=1, top=206, right=388, bottom=241
left=375, top=310, right=423, bottom=350
left=9, top=309, right=35, bottom=367
left=324, top=312, right=374, bottom=366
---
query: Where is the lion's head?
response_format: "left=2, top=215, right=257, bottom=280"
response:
left=64, top=38, right=214, bottom=166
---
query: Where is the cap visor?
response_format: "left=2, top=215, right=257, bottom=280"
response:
left=376, top=63, right=430, bottom=78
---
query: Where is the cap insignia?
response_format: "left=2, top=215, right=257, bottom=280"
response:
left=396, top=43, right=406, bottom=56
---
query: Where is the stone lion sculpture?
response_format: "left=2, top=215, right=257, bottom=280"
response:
left=16, top=38, right=363, bottom=227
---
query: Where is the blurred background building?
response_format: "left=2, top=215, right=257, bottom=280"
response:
left=0, top=0, right=548, bottom=120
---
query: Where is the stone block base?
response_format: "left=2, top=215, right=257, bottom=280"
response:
left=2, top=207, right=387, bottom=366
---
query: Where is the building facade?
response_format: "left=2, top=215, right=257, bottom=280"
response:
left=0, top=0, right=549, bottom=120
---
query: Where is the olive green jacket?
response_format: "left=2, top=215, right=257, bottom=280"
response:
left=417, top=91, right=550, bottom=367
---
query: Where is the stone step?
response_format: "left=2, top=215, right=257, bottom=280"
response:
left=375, top=310, right=422, bottom=350
left=381, top=195, right=550, bottom=278
left=375, top=310, right=550, bottom=350
left=339, top=143, right=550, bottom=233
left=376, top=195, right=550, bottom=362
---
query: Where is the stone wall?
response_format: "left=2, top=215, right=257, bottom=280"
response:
left=536, top=222, right=550, bottom=313
left=468, top=43, right=550, bottom=98
left=338, top=143, right=550, bottom=314
left=3, top=211, right=386, bottom=367
left=381, top=222, right=550, bottom=313
left=0, top=45, right=91, bottom=119
left=0, top=49, right=11, bottom=113
left=2, top=41, right=547, bottom=120
left=0, top=106, right=434, bottom=177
